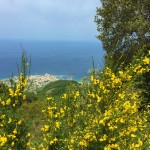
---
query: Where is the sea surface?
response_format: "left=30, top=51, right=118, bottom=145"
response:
left=0, top=40, right=104, bottom=81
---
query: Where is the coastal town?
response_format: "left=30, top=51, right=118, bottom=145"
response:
left=2, top=73, right=59, bottom=91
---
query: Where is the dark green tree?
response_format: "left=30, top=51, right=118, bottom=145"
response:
left=95, top=0, right=150, bottom=71
left=95, top=0, right=150, bottom=108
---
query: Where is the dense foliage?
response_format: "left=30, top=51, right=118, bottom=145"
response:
left=0, top=1, right=150, bottom=149
left=0, top=51, right=31, bottom=149
left=1, top=49, right=149, bottom=149
left=95, top=0, right=150, bottom=71
left=0, top=74, right=29, bottom=149
left=37, top=80, right=80, bottom=98
left=95, top=0, right=150, bottom=108
left=38, top=50, right=150, bottom=150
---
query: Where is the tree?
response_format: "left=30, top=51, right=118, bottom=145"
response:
left=95, top=0, right=150, bottom=71
left=95, top=0, right=150, bottom=108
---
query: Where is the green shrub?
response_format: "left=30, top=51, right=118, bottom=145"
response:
left=0, top=51, right=30, bottom=150
left=40, top=50, right=150, bottom=150
left=25, top=92, right=38, bottom=103
left=0, top=81, right=8, bottom=96
left=37, top=80, right=80, bottom=98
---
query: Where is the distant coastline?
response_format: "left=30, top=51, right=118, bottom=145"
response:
left=2, top=73, right=58, bottom=91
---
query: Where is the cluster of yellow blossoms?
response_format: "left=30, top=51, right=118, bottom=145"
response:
left=40, top=51, right=150, bottom=149
left=0, top=73, right=29, bottom=150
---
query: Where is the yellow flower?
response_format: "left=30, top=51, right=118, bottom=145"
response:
left=8, top=118, right=12, bottom=123
left=75, top=91, right=80, bottom=97
left=99, top=82, right=104, bottom=89
left=111, top=144, right=119, bottom=149
left=143, top=57, right=149, bottom=64
left=133, top=65, right=141, bottom=72
left=17, top=120, right=22, bottom=125
left=78, top=140, right=87, bottom=147
left=119, top=131, right=125, bottom=137
left=126, top=75, right=132, bottom=81
left=55, top=121, right=61, bottom=129
left=23, top=80, right=27, bottom=87
left=97, top=95, right=101, bottom=102
left=89, top=92, right=95, bottom=98
left=49, top=138, right=58, bottom=145
left=62, top=94, right=67, bottom=99
left=42, top=109, right=46, bottom=113
left=118, top=92, right=125, bottom=99
left=9, top=88, right=14, bottom=97
left=11, top=141, right=15, bottom=147
left=84, top=133, right=90, bottom=139
left=87, top=104, right=92, bottom=108
left=50, top=140, right=54, bottom=145
left=128, top=126, right=137, bottom=132
left=104, top=146, right=111, bottom=150
left=120, top=118, right=125, bottom=123
left=131, top=134, right=136, bottom=138
left=6, top=99, right=11, bottom=105
left=93, top=79, right=97, bottom=84
left=27, top=142, right=30, bottom=146
left=23, top=95, right=26, bottom=100
left=119, top=71, right=123, bottom=76
left=53, top=137, right=58, bottom=142
left=99, top=134, right=108, bottom=142
left=1, top=101, right=5, bottom=105
left=137, top=68, right=146, bottom=74
left=60, top=108, right=64, bottom=114
left=13, top=129, right=17, bottom=134
left=44, top=125, right=49, bottom=132
left=0, top=136, right=7, bottom=147
left=107, top=122, right=111, bottom=126
left=123, top=101, right=131, bottom=110
left=47, top=97, right=53, bottom=101
left=49, top=137, right=58, bottom=145
left=31, top=148, right=36, bottom=150
left=110, top=137, right=116, bottom=142
left=7, top=134, right=16, bottom=139
left=137, top=138, right=143, bottom=147
left=70, top=139, right=74, bottom=143
left=90, top=75, right=94, bottom=81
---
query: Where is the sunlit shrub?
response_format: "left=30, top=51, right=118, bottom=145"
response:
left=0, top=51, right=31, bottom=150
left=41, top=50, right=150, bottom=150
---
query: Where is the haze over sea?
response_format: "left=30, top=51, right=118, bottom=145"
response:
left=0, top=40, right=104, bottom=81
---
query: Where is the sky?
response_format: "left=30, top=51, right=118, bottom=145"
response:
left=0, top=0, right=101, bottom=41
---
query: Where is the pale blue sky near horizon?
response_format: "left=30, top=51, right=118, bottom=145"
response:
left=0, top=0, right=101, bottom=41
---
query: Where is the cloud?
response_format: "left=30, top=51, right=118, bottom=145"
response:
left=0, top=0, right=100, bottom=40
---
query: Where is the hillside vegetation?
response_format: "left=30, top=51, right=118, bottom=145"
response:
left=0, top=0, right=150, bottom=149
left=0, top=49, right=150, bottom=150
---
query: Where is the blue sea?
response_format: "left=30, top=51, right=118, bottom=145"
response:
left=0, top=40, right=104, bottom=81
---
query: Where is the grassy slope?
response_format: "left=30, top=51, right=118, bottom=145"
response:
left=19, top=80, right=80, bottom=144
left=37, top=79, right=80, bottom=98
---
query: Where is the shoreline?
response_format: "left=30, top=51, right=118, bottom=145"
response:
left=1, top=73, right=81, bottom=91
left=1, top=73, right=59, bottom=91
